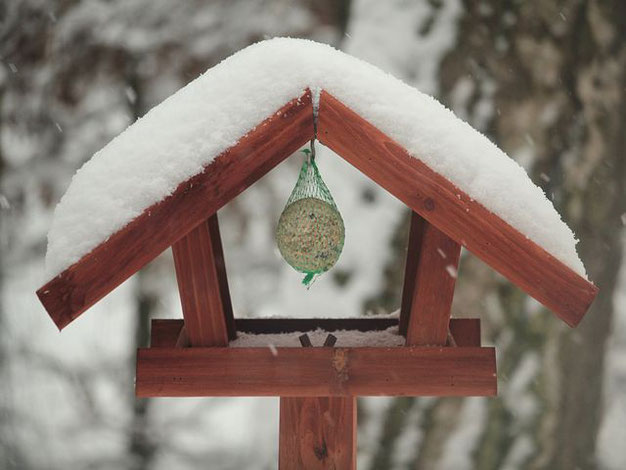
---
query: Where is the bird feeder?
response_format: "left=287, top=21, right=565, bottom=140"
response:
left=36, top=40, right=598, bottom=470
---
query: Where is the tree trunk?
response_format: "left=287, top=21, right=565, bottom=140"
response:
left=127, top=268, right=158, bottom=470
left=125, top=67, right=159, bottom=470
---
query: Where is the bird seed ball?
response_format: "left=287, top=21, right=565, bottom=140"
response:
left=276, top=197, right=345, bottom=274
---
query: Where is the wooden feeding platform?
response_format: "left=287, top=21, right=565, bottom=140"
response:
left=138, top=317, right=494, bottom=398
left=36, top=88, right=597, bottom=469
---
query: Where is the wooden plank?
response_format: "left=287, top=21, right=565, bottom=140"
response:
left=400, top=212, right=461, bottom=345
left=175, top=326, right=189, bottom=348
left=37, top=90, right=314, bottom=330
left=279, top=397, right=356, bottom=470
left=299, top=333, right=313, bottom=348
left=149, top=317, right=482, bottom=348
left=135, top=346, right=497, bottom=397
left=206, top=213, right=236, bottom=340
left=150, top=320, right=184, bottom=348
left=317, top=91, right=598, bottom=327
left=399, top=211, right=425, bottom=336
left=172, top=215, right=230, bottom=347
left=449, top=318, right=481, bottom=347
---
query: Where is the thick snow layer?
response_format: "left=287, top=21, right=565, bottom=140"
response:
left=45, top=38, right=587, bottom=278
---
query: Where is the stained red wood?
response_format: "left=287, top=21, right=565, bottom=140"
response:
left=172, top=214, right=231, bottom=347
left=175, top=326, right=189, bottom=348
left=449, top=318, right=481, bottom=347
left=318, top=91, right=598, bottom=327
left=149, top=318, right=482, bottom=348
left=279, top=397, right=356, bottom=470
left=150, top=320, right=184, bottom=348
left=400, top=212, right=461, bottom=345
left=446, top=330, right=458, bottom=347
left=135, top=346, right=497, bottom=397
left=399, top=211, right=425, bottom=337
left=37, top=90, right=314, bottom=330
left=206, top=213, right=236, bottom=340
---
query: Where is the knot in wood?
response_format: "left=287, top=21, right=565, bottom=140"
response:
left=424, top=197, right=435, bottom=211
left=332, top=349, right=349, bottom=383
left=313, top=440, right=328, bottom=461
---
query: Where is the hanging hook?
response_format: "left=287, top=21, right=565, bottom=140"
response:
left=309, top=137, right=316, bottom=162
left=310, top=92, right=318, bottom=163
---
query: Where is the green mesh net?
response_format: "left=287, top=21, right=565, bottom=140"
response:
left=276, top=148, right=345, bottom=286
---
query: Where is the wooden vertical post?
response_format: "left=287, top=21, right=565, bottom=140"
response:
left=279, top=397, right=357, bottom=470
left=400, top=211, right=461, bottom=345
left=171, top=213, right=235, bottom=347
left=206, top=213, right=237, bottom=340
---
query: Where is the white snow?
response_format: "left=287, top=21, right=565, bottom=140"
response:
left=45, top=38, right=587, bottom=279
left=230, top=326, right=405, bottom=348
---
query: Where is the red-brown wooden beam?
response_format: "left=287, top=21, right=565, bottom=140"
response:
left=149, top=317, right=482, bottom=348
left=37, top=90, right=314, bottom=330
left=172, top=213, right=234, bottom=346
left=206, top=214, right=236, bottom=340
left=135, top=346, right=497, bottom=397
left=449, top=318, right=481, bottom=347
left=318, top=91, right=597, bottom=327
left=400, top=212, right=461, bottom=345
left=279, top=397, right=356, bottom=470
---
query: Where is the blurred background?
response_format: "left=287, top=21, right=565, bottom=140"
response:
left=1, top=0, right=625, bottom=469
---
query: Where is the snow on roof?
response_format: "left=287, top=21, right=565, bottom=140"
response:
left=45, top=38, right=586, bottom=278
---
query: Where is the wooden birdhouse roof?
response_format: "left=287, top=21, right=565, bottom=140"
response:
left=37, top=38, right=596, bottom=331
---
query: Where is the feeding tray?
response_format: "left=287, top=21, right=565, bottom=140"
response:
left=139, top=317, right=495, bottom=398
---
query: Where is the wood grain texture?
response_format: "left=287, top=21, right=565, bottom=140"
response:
left=149, top=318, right=482, bottom=348
left=279, top=397, right=356, bottom=470
left=206, top=213, right=236, bottom=340
left=150, top=320, right=184, bottom=348
left=317, top=91, right=598, bottom=327
left=400, top=212, right=461, bottom=345
left=135, top=346, right=497, bottom=397
left=172, top=214, right=232, bottom=346
left=399, top=211, right=426, bottom=337
left=37, top=90, right=314, bottom=330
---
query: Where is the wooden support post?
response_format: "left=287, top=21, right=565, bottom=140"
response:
left=279, top=397, right=357, bottom=470
left=206, top=214, right=237, bottom=340
left=280, top=333, right=356, bottom=469
left=400, top=211, right=461, bottom=346
left=171, top=213, right=235, bottom=347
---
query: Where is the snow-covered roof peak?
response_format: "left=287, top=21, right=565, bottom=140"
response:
left=45, top=37, right=587, bottom=279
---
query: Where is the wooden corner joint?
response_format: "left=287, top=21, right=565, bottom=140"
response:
left=446, top=329, right=458, bottom=347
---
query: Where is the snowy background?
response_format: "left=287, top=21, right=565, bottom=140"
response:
left=1, top=1, right=625, bottom=469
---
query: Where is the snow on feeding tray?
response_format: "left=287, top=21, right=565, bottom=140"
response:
left=230, top=326, right=405, bottom=348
